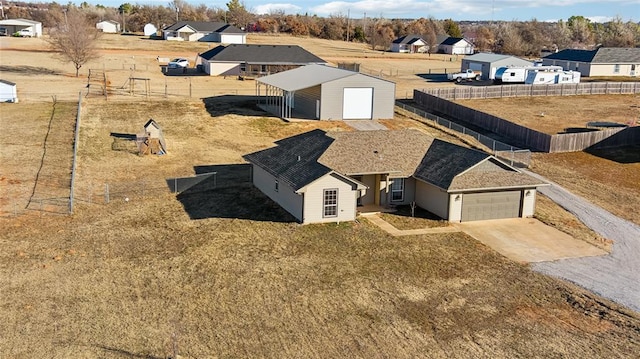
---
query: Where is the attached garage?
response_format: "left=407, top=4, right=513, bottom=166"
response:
left=460, top=191, right=521, bottom=222
left=256, top=64, right=395, bottom=121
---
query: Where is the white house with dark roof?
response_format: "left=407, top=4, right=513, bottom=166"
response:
left=198, top=44, right=326, bottom=77
left=256, top=65, right=395, bottom=120
left=162, top=21, right=246, bottom=43
left=390, top=34, right=428, bottom=53
left=438, top=37, right=474, bottom=55
left=542, top=47, right=640, bottom=77
left=244, top=129, right=547, bottom=224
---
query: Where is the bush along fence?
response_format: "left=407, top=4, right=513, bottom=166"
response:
left=395, top=101, right=531, bottom=167
left=413, top=87, right=637, bottom=153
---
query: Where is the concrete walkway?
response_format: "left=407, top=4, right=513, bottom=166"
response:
left=345, top=120, right=388, bottom=131
left=524, top=170, right=640, bottom=313
left=362, top=214, right=460, bottom=237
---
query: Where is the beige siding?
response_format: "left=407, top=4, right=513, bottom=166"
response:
left=388, top=177, right=416, bottom=205
left=358, top=175, right=377, bottom=205
left=252, top=166, right=303, bottom=221
left=209, top=62, right=241, bottom=76
left=414, top=180, right=449, bottom=220
left=294, top=85, right=321, bottom=119
left=302, top=173, right=358, bottom=224
left=522, top=189, right=536, bottom=217
left=320, top=74, right=395, bottom=120
left=590, top=63, right=639, bottom=77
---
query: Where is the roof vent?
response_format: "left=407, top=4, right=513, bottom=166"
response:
left=297, top=155, right=301, bottom=161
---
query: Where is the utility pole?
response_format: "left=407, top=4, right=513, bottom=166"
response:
left=176, top=7, right=180, bottom=22
left=346, top=9, right=350, bottom=42
left=0, top=1, right=5, bottom=19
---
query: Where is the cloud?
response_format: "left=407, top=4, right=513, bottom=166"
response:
left=254, top=3, right=303, bottom=15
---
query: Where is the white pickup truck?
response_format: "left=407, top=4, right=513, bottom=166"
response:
left=447, top=69, right=482, bottom=82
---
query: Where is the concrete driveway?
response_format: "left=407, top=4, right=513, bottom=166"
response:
left=457, top=218, right=607, bottom=263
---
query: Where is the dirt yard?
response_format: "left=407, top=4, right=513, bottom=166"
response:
left=456, top=95, right=640, bottom=135
left=2, top=33, right=640, bottom=358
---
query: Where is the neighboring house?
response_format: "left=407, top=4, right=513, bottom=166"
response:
left=461, top=53, right=533, bottom=80
left=542, top=47, right=640, bottom=77
left=198, top=44, right=326, bottom=77
left=438, top=37, right=474, bottom=55
left=244, top=129, right=546, bottom=224
left=0, top=79, right=18, bottom=103
left=0, top=18, right=42, bottom=37
left=96, top=20, right=120, bottom=33
left=256, top=64, right=395, bottom=120
left=162, top=21, right=246, bottom=43
left=390, top=34, right=428, bottom=53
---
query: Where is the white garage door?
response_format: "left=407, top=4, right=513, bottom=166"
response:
left=461, top=191, right=522, bottom=222
left=343, top=88, right=373, bottom=120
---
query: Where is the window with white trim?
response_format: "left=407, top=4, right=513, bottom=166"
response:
left=614, top=64, right=620, bottom=74
left=323, top=189, right=338, bottom=217
left=391, top=178, right=404, bottom=202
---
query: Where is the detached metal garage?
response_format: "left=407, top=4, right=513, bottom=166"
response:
left=461, top=53, right=532, bottom=80
left=256, top=64, right=395, bottom=121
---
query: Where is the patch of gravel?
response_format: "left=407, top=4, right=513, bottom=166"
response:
left=525, top=170, right=640, bottom=313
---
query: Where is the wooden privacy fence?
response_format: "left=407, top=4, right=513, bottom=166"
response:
left=414, top=88, right=639, bottom=153
left=420, top=82, right=640, bottom=100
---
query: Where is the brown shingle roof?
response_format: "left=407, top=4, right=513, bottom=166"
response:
left=450, top=171, right=546, bottom=191
left=319, top=129, right=434, bottom=177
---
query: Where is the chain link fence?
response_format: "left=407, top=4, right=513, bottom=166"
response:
left=395, top=101, right=531, bottom=167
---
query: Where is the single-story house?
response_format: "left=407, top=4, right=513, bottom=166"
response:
left=542, top=47, right=640, bottom=77
left=0, top=79, right=18, bottom=103
left=0, top=18, right=42, bottom=37
left=438, top=37, right=474, bottom=55
left=461, top=53, right=533, bottom=80
left=244, top=129, right=547, bottom=224
left=256, top=64, right=395, bottom=120
left=96, top=20, right=120, bottom=33
left=390, top=34, right=428, bottom=53
left=162, top=21, right=246, bottom=43
left=198, top=44, right=326, bottom=77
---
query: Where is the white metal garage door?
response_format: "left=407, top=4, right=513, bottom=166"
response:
left=461, top=191, right=521, bottom=222
left=343, top=88, right=373, bottom=119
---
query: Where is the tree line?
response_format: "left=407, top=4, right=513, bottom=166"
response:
left=4, top=0, right=639, bottom=56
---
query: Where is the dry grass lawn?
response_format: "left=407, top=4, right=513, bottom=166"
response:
left=456, top=94, right=640, bottom=135
left=2, top=33, right=640, bottom=358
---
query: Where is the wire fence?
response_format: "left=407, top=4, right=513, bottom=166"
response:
left=395, top=101, right=531, bottom=167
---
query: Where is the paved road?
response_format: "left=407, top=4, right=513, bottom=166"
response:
left=524, top=170, right=640, bottom=313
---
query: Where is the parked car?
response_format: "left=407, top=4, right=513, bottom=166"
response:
left=0, top=27, right=8, bottom=36
left=168, top=58, right=189, bottom=69
left=16, top=28, right=34, bottom=37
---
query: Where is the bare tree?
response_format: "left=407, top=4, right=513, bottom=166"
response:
left=47, top=8, right=101, bottom=77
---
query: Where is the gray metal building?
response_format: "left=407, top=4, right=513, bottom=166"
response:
left=256, top=65, right=396, bottom=120
left=461, top=53, right=533, bottom=80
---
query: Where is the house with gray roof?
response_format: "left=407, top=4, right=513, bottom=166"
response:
left=243, top=129, right=546, bottom=224
left=256, top=64, right=395, bottom=120
left=461, top=53, right=533, bottom=80
left=199, top=44, right=326, bottom=77
left=162, top=21, right=246, bottom=43
left=542, top=47, right=640, bottom=77
left=390, top=34, right=428, bottom=53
